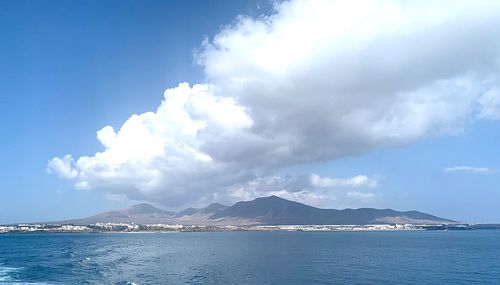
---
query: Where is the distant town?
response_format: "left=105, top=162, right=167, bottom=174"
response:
left=1, top=222, right=493, bottom=234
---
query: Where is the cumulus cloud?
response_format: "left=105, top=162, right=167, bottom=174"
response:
left=49, top=83, right=256, bottom=205
left=47, top=155, right=78, bottom=179
left=49, top=0, right=500, bottom=207
left=444, top=166, right=494, bottom=175
left=199, top=0, right=500, bottom=165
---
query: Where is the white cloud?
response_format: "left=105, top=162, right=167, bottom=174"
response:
left=49, top=0, right=500, bottom=207
left=310, top=174, right=377, bottom=188
left=347, top=191, right=376, bottom=200
left=478, top=88, right=500, bottom=120
left=48, top=83, right=255, bottom=205
left=193, top=0, right=500, bottom=170
left=47, top=155, right=78, bottom=179
left=444, top=166, right=494, bottom=175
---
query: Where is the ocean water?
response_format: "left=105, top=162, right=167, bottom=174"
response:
left=0, top=231, right=499, bottom=284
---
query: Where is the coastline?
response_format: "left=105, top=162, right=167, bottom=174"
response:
left=0, top=223, right=482, bottom=234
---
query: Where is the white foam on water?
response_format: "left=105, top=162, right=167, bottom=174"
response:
left=0, top=281, right=54, bottom=284
left=0, top=265, right=53, bottom=284
left=0, top=265, right=19, bottom=282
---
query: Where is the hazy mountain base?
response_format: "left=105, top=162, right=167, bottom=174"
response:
left=55, top=196, right=456, bottom=226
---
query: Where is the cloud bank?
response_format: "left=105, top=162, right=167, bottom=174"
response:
left=48, top=0, right=500, bottom=207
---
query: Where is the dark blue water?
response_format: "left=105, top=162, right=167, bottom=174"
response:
left=1, top=230, right=499, bottom=284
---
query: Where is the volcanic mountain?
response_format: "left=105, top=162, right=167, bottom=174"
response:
left=59, top=196, right=455, bottom=225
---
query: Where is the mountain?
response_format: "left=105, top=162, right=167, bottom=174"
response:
left=58, top=196, right=455, bottom=225
left=173, top=203, right=232, bottom=224
left=213, top=196, right=455, bottom=225
left=176, top=203, right=228, bottom=217
left=60, top=203, right=176, bottom=225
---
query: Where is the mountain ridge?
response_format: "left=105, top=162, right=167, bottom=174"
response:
left=55, top=196, right=456, bottom=225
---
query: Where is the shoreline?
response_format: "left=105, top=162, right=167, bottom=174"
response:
left=1, top=223, right=487, bottom=234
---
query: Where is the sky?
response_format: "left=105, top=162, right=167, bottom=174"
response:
left=1, top=0, right=500, bottom=224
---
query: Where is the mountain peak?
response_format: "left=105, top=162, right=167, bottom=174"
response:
left=249, top=195, right=311, bottom=208
left=205, top=203, right=228, bottom=210
left=131, top=203, right=155, bottom=208
left=127, top=203, right=168, bottom=214
left=261, top=195, right=281, bottom=199
left=252, top=195, right=288, bottom=203
left=177, top=203, right=229, bottom=217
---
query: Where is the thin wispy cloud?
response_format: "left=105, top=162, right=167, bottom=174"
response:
left=310, top=174, right=377, bottom=189
left=48, top=0, right=500, bottom=207
left=444, top=166, right=494, bottom=175
left=347, top=191, right=376, bottom=200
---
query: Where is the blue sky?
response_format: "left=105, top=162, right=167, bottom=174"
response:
left=1, top=0, right=500, bottom=224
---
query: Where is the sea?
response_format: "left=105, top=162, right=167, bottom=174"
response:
left=0, top=230, right=499, bottom=284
